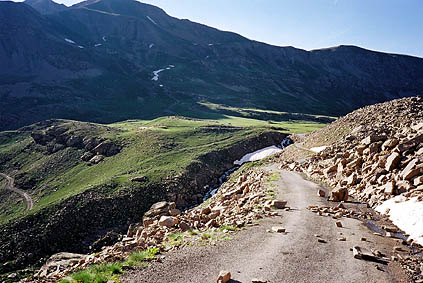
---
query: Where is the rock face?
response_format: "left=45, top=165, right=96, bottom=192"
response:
left=280, top=96, right=423, bottom=209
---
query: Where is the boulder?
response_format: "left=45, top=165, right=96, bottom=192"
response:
left=397, top=134, right=423, bottom=153
left=130, top=176, right=148, bottom=182
left=401, top=158, right=422, bottom=180
left=382, top=138, right=399, bottom=151
left=272, top=200, right=287, bottom=209
left=384, top=181, right=397, bottom=195
left=158, top=216, right=176, bottom=228
left=329, top=187, right=349, bottom=202
left=271, top=226, right=286, bottom=233
left=361, top=135, right=387, bottom=145
left=89, top=155, right=104, bottom=164
left=81, top=152, right=94, bottom=162
left=144, top=201, right=176, bottom=218
left=346, top=173, right=358, bottom=186
left=217, top=271, right=231, bottom=283
left=93, top=141, right=120, bottom=156
left=317, top=189, right=326, bottom=197
left=385, top=152, right=401, bottom=171
left=179, top=221, right=190, bottom=232
left=66, top=135, right=83, bottom=147
left=323, top=165, right=338, bottom=178
left=414, top=176, right=423, bottom=186
left=169, top=208, right=181, bottom=216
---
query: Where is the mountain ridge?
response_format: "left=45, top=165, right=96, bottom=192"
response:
left=1, top=0, right=423, bottom=130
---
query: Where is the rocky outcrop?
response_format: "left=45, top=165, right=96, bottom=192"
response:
left=30, top=124, right=121, bottom=163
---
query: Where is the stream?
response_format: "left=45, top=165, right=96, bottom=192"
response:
left=202, top=136, right=293, bottom=201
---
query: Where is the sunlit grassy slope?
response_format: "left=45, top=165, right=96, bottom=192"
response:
left=0, top=115, right=326, bottom=224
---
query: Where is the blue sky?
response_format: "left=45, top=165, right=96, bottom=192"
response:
left=30, top=0, right=423, bottom=57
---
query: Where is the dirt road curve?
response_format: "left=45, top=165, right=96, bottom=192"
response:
left=122, top=166, right=408, bottom=283
left=0, top=173, right=33, bottom=210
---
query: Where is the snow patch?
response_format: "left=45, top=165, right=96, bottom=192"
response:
left=65, top=38, right=75, bottom=44
left=94, top=43, right=102, bottom=47
left=376, top=196, right=423, bottom=245
left=234, top=146, right=283, bottom=166
left=146, top=16, right=157, bottom=25
left=149, top=43, right=154, bottom=49
left=310, top=146, right=328, bottom=153
left=102, top=36, right=107, bottom=42
left=159, top=84, right=163, bottom=87
left=208, top=43, right=214, bottom=46
left=152, top=69, right=165, bottom=81
left=78, top=46, right=84, bottom=49
left=151, top=65, right=175, bottom=81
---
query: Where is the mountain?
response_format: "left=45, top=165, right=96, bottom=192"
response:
left=24, top=0, right=67, bottom=14
left=1, top=0, right=423, bottom=130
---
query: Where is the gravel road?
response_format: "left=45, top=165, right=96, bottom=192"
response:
left=0, top=173, right=33, bottom=210
left=122, top=166, right=409, bottom=283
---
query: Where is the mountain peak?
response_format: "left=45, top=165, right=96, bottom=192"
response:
left=24, top=0, right=67, bottom=14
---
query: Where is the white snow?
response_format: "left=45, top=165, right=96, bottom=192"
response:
left=152, top=69, right=165, bottom=81
left=159, top=84, right=164, bottom=87
left=208, top=43, right=214, bottom=46
left=65, top=38, right=75, bottom=44
left=234, top=146, right=283, bottom=166
left=146, top=16, right=157, bottom=25
left=151, top=65, right=175, bottom=81
left=149, top=43, right=154, bottom=49
left=310, top=146, right=328, bottom=153
left=78, top=45, right=84, bottom=49
left=102, top=36, right=107, bottom=42
left=376, top=196, right=423, bottom=245
left=94, top=43, right=102, bottom=47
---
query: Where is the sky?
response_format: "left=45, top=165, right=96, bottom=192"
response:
left=20, top=0, right=423, bottom=57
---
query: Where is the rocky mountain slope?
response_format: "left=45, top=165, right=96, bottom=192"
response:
left=1, top=0, right=423, bottom=130
left=279, top=96, right=423, bottom=244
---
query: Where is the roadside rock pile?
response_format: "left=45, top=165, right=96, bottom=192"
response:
left=281, top=97, right=423, bottom=209
left=27, top=169, right=284, bottom=282
left=307, top=204, right=372, bottom=220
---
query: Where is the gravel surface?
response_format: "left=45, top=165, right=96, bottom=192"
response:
left=122, top=166, right=409, bottom=283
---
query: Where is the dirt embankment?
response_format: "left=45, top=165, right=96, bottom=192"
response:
left=0, top=131, right=286, bottom=273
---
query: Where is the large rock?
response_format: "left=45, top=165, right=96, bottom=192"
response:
left=384, top=181, right=397, bottom=195
left=382, top=138, right=399, bottom=151
left=217, top=271, right=231, bottom=283
left=158, top=216, right=176, bottom=228
left=93, top=141, right=120, bottom=156
left=323, top=165, right=338, bottom=178
left=385, top=152, right=401, bottom=171
left=144, top=201, right=176, bottom=218
left=401, top=158, right=422, bottom=180
left=361, top=135, right=387, bottom=145
left=397, top=134, right=423, bottom=153
left=36, top=253, right=87, bottom=278
left=329, top=187, right=349, bottom=202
